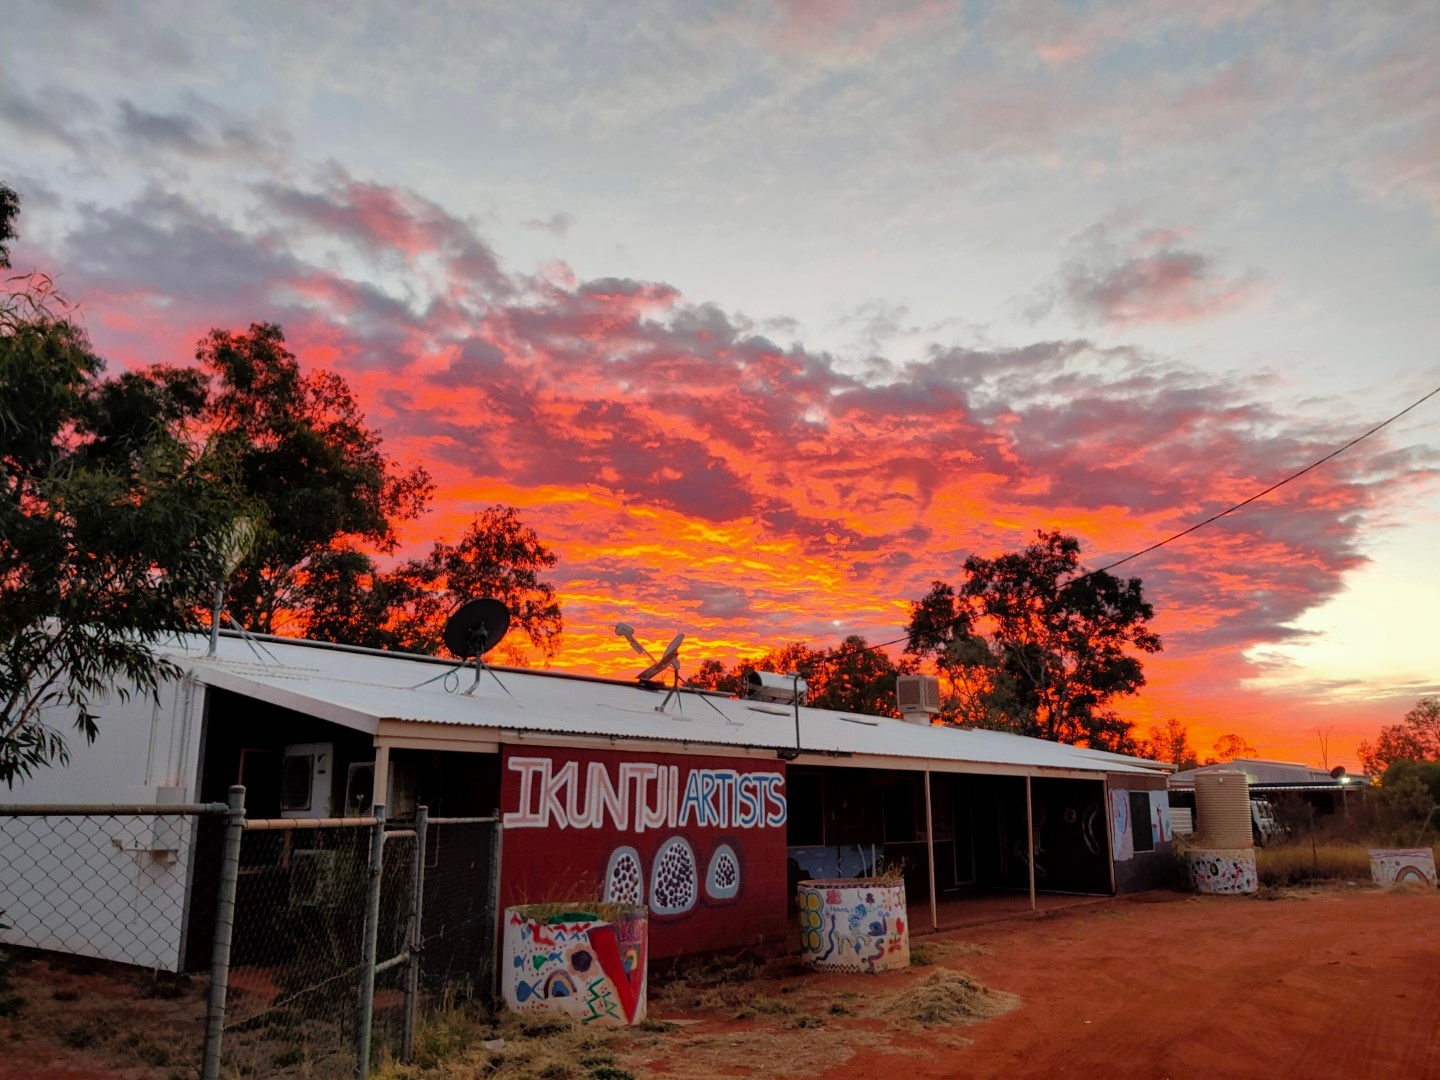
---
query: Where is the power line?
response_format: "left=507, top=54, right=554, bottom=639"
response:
left=1089, top=383, right=1440, bottom=577
left=825, top=382, right=1440, bottom=661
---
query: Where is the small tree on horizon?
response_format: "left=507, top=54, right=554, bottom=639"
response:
left=1359, top=697, right=1440, bottom=776
left=1137, top=718, right=1200, bottom=769
left=1207, top=732, right=1259, bottom=764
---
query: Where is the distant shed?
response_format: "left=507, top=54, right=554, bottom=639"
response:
left=1169, top=758, right=1364, bottom=828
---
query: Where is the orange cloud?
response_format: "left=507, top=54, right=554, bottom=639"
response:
left=46, top=179, right=1439, bottom=769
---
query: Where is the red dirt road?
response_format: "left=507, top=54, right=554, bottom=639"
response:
left=835, top=888, right=1440, bottom=1080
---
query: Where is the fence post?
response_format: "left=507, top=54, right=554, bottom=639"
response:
left=402, top=806, right=428, bottom=1062
left=356, top=803, right=387, bottom=1079
left=486, top=810, right=503, bottom=1003
left=201, top=785, right=246, bottom=1080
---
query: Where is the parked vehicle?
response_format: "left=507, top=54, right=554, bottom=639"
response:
left=1251, top=798, right=1285, bottom=845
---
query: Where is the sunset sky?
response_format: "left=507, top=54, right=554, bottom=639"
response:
left=3, top=2, right=1436, bottom=768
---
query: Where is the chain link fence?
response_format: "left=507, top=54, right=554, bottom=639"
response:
left=0, top=798, right=234, bottom=1076
left=0, top=790, right=500, bottom=1078
left=419, top=817, right=501, bottom=1003
left=222, top=817, right=377, bottom=1078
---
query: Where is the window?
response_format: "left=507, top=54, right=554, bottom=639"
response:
left=1130, top=790, right=1155, bottom=853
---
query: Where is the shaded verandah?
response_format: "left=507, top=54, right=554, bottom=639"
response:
left=786, top=761, right=1119, bottom=933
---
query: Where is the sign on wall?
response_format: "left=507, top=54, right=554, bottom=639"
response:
left=503, top=757, right=786, bottom=832
left=499, top=747, right=792, bottom=959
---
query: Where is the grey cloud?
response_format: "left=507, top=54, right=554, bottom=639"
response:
left=114, top=98, right=280, bottom=163
left=257, top=171, right=510, bottom=297
left=1035, top=222, right=1265, bottom=326
left=0, top=80, right=95, bottom=153
left=694, top=586, right=756, bottom=620
left=524, top=212, right=574, bottom=237
left=61, top=188, right=301, bottom=304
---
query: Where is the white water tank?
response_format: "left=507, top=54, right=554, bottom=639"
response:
left=1194, top=770, right=1252, bottom=849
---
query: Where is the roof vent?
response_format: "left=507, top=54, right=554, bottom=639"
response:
left=896, top=674, right=941, bottom=724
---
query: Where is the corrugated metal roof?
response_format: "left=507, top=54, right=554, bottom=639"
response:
left=1170, top=758, right=1334, bottom=788
left=166, top=633, right=1164, bottom=776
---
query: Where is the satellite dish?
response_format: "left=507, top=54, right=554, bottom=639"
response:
left=1329, top=765, right=1346, bottom=779
left=638, top=633, right=684, bottom=683
left=443, top=598, right=511, bottom=659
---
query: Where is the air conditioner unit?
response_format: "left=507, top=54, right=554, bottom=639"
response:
left=896, top=675, right=941, bottom=721
left=745, top=670, right=807, bottom=705
left=280, top=742, right=334, bottom=819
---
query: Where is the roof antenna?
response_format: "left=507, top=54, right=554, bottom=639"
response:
left=613, top=623, right=738, bottom=723
left=202, top=517, right=277, bottom=666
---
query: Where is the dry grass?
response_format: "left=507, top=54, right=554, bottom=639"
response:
left=1256, top=841, right=1440, bottom=888
left=507, top=901, right=639, bottom=924
left=374, top=942, right=1023, bottom=1080
left=882, top=969, right=1019, bottom=1027
left=374, top=1010, right=630, bottom=1080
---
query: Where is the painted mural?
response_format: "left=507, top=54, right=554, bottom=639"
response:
left=1148, top=790, right=1172, bottom=845
left=1368, top=848, right=1438, bottom=888
left=796, top=880, right=909, bottom=973
left=499, top=747, right=792, bottom=958
left=1187, top=848, right=1258, bottom=894
left=1110, top=790, right=1135, bottom=862
left=502, top=905, right=648, bottom=1026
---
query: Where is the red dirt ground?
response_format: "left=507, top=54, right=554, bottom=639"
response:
left=830, top=887, right=1440, bottom=1079
left=3, top=887, right=1438, bottom=1079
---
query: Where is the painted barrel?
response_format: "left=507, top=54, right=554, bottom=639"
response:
left=501, top=904, right=648, bottom=1025
left=1186, top=847, right=1257, bottom=894
left=796, top=879, right=909, bottom=973
left=1194, top=770, right=1252, bottom=849
left=1368, top=848, right=1438, bottom=888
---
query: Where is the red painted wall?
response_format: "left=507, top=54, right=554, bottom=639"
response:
left=499, top=745, right=792, bottom=959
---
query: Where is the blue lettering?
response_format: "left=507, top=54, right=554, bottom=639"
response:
left=678, top=769, right=704, bottom=827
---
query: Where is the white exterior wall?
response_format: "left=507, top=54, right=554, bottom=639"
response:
left=0, top=675, right=208, bottom=970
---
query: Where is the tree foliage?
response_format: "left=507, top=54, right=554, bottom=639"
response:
left=1378, top=759, right=1440, bottom=820
left=687, top=636, right=910, bottom=716
left=1136, top=718, right=1200, bottom=769
left=300, top=509, right=565, bottom=660
left=905, top=530, right=1162, bottom=751
left=0, top=181, right=18, bottom=269
left=126, top=325, right=564, bottom=657
left=184, top=323, right=434, bottom=635
left=2, top=191, right=247, bottom=784
left=1207, top=732, right=1258, bottom=764
left=374, top=506, right=563, bottom=658
left=1359, top=697, right=1440, bottom=777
